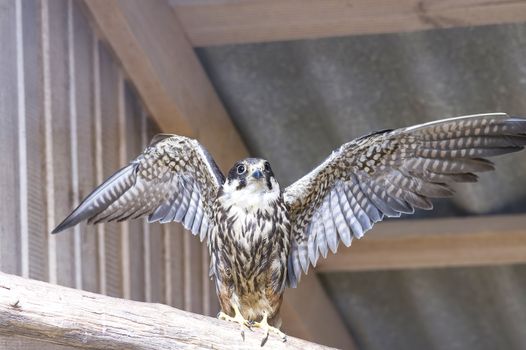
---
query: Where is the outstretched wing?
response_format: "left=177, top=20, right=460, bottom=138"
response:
left=52, top=134, right=224, bottom=241
left=284, top=113, right=526, bottom=287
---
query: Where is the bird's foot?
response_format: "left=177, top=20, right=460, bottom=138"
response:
left=251, top=311, right=287, bottom=346
left=217, top=306, right=252, bottom=341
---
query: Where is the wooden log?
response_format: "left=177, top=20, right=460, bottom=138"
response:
left=0, top=272, right=335, bottom=350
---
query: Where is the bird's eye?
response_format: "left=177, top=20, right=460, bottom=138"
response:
left=264, top=162, right=271, bottom=172
left=236, top=164, right=246, bottom=175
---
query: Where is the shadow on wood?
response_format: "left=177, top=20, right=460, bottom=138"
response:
left=0, top=272, right=335, bottom=349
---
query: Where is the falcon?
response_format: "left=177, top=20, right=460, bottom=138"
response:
left=53, top=113, right=526, bottom=345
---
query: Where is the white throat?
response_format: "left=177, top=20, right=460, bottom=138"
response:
left=220, top=177, right=281, bottom=212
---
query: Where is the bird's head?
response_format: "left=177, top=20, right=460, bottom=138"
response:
left=221, top=158, right=280, bottom=200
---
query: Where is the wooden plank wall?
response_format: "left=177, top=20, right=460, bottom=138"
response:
left=0, top=3, right=217, bottom=348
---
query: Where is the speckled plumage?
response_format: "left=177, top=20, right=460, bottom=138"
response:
left=211, top=180, right=290, bottom=325
left=53, top=113, right=526, bottom=332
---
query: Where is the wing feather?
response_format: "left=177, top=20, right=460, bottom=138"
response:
left=322, top=196, right=338, bottom=254
left=314, top=212, right=329, bottom=259
left=337, top=186, right=361, bottom=241
left=199, top=215, right=210, bottom=242
left=298, top=238, right=309, bottom=273
left=52, top=135, right=224, bottom=240
left=183, top=183, right=199, bottom=229
left=331, top=187, right=352, bottom=247
left=191, top=195, right=204, bottom=234
left=285, top=113, right=526, bottom=286
left=307, top=222, right=319, bottom=266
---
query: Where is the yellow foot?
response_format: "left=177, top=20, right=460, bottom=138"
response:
left=217, top=305, right=252, bottom=341
left=251, top=311, right=287, bottom=346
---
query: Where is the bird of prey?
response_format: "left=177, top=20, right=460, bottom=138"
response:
left=53, top=113, right=526, bottom=345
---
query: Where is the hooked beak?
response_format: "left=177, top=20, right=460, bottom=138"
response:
left=252, top=169, right=264, bottom=180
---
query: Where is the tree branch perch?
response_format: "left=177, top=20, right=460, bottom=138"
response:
left=0, top=272, right=335, bottom=349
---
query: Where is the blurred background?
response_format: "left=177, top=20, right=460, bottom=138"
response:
left=1, top=1, right=526, bottom=349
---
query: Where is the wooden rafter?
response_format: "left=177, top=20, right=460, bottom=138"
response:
left=171, top=0, right=526, bottom=46
left=83, top=0, right=247, bottom=171
left=316, top=214, right=526, bottom=273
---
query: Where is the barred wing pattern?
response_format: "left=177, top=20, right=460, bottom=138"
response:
left=284, top=113, right=526, bottom=287
left=52, top=134, right=225, bottom=241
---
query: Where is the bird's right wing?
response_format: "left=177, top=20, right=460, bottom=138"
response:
left=52, top=134, right=225, bottom=241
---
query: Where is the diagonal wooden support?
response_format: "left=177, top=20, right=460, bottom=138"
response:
left=83, top=0, right=247, bottom=171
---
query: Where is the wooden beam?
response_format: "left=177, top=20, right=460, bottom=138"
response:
left=171, top=0, right=526, bottom=46
left=83, top=0, right=248, bottom=170
left=316, top=214, right=526, bottom=272
left=0, top=272, right=336, bottom=350
left=282, top=273, right=358, bottom=350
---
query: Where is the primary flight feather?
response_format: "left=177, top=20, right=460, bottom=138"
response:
left=53, top=112, right=526, bottom=344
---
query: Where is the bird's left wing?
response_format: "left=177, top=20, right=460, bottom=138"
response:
left=52, top=134, right=224, bottom=241
left=284, top=113, right=526, bottom=287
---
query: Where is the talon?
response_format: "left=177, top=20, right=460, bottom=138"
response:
left=261, top=333, right=269, bottom=347
left=251, top=311, right=287, bottom=346
left=246, top=320, right=256, bottom=331
left=217, top=311, right=229, bottom=321
left=217, top=305, right=252, bottom=341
